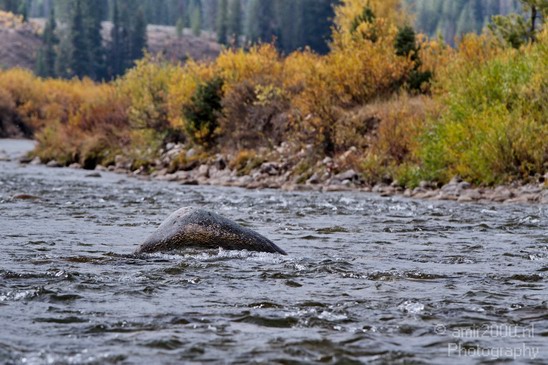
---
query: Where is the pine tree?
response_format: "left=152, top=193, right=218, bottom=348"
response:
left=0, top=0, right=20, bottom=15
left=37, top=7, right=58, bottom=77
left=190, top=0, right=202, bottom=36
left=201, top=0, right=218, bottom=31
left=69, top=0, right=88, bottom=78
left=246, top=0, right=275, bottom=43
left=227, top=0, right=242, bottom=46
left=274, top=0, right=300, bottom=53
left=82, top=1, right=106, bottom=80
left=131, top=8, right=147, bottom=61
left=108, top=0, right=123, bottom=78
left=300, top=0, right=333, bottom=54
left=216, top=0, right=228, bottom=44
left=181, top=0, right=191, bottom=27
left=18, top=1, right=28, bottom=21
left=395, top=25, right=419, bottom=60
left=176, top=16, right=185, bottom=38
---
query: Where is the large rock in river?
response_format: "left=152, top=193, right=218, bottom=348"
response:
left=135, top=207, right=287, bottom=255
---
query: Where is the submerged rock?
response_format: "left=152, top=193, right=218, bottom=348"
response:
left=135, top=207, right=287, bottom=255
left=46, top=160, right=62, bottom=168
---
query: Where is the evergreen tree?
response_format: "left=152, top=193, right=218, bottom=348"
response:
left=82, top=1, right=106, bottom=80
left=109, top=1, right=147, bottom=76
left=274, top=0, right=300, bottom=53
left=176, top=16, right=185, bottom=38
left=0, top=0, right=22, bottom=16
left=300, top=0, right=333, bottom=54
left=395, top=25, right=419, bottom=60
left=68, top=0, right=89, bottom=78
left=246, top=0, right=276, bottom=44
left=36, top=7, right=58, bottom=77
left=19, top=1, right=28, bottom=21
left=216, top=0, right=228, bottom=44
left=183, top=77, right=224, bottom=147
left=395, top=25, right=432, bottom=92
left=53, top=0, right=74, bottom=22
left=108, top=0, right=124, bottom=77
left=179, top=0, right=191, bottom=27
left=201, top=0, right=218, bottom=31
left=131, top=8, right=147, bottom=61
left=190, top=0, right=202, bottom=36
left=227, top=0, right=242, bottom=45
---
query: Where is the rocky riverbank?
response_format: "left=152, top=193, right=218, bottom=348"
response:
left=5, top=140, right=547, bottom=205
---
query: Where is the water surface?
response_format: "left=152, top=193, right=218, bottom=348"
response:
left=1, top=139, right=547, bottom=364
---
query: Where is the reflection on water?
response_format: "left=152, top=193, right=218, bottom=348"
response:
left=0, top=139, right=547, bottom=364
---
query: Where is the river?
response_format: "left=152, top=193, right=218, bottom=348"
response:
left=0, top=139, right=546, bottom=364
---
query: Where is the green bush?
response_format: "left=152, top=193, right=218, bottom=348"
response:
left=183, top=77, right=224, bottom=148
left=419, top=40, right=547, bottom=184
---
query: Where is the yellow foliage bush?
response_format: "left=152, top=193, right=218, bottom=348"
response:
left=289, top=31, right=413, bottom=154
left=117, top=56, right=178, bottom=132
left=215, top=44, right=283, bottom=90
left=334, top=0, right=407, bottom=35
left=0, top=10, right=24, bottom=29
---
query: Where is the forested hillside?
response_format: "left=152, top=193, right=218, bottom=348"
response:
left=2, top=0, right=524, bottom=57
left=0, top=0, right=535, bottom=82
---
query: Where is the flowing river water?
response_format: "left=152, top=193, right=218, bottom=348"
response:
left=0, top=140, right=547, bottom=365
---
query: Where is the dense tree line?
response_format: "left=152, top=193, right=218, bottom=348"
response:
left=33, top=0, right=147, bottom=80
left=6, top=1, right=529, bottom=45
left=409, top=0, right=522, bottom=42
left=23, top=0, right=336, bottom=54
left=2, top=0, right=537, bottom=79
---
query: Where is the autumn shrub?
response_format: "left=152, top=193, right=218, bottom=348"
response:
left=33, top=83, right=130, bottom=168
left=215, top=44, right=283, bottom=90
left=0, top=87, right=21, bottom=137
left=117, top=56, right=183, bottom=147
left=358, top=94, right=433, bottom=185
left=418, top=33, right=548, bottom=185
left=0, top=68, right=45, bottom=134
left=284, top=0, right=416, bottom=155
left=289, top=31, right=413, bottom=155
left=33, top=121, right=78, bottom=165
left=219, top=79, right=290, bottom=151
left=212, top=45, right=292, bottom=152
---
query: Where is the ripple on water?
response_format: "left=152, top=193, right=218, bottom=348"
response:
left=0, top=157, right=547, bottom=364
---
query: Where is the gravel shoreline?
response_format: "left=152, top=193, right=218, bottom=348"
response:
left=3, top=139, right=547, bottom=204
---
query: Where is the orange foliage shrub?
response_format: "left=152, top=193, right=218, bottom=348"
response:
left=359, top=94, right=436, bottom=185
left=288, top=33, right=413, bottom=154
left=0, top=68, right=44, bottom=133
